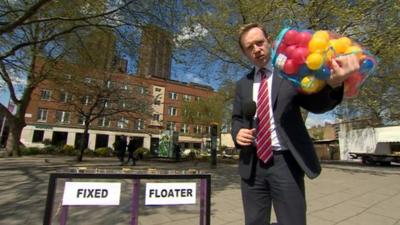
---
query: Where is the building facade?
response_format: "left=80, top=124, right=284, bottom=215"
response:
left=18, top=24, right=226, bottom=155
left=21, top=60, right=215, bottom=154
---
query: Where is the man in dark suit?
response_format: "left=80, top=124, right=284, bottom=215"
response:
left=231, top=23, right=360, bottom=225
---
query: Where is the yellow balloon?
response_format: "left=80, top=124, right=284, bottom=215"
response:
left=313, top=30, right=330, bottom=41
left=300, top=75, right=326, bottom=94
left=306, top=53, right=324, bottom=70
left=308, top=37, right=329, bottom=52
left=337, top=37, right=352, bottom=48
left=329, top=39, right=346, bottom=54
left=345, top=45, right=362, bottom=58
left=325, top=48, right=335, bottom=63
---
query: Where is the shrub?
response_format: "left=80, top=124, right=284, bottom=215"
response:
left=62, top=145, right=76, bottom=156
left=83, top=148, right=95, bottom=157
left=43, top=145, right=57, bottom=154
left=42, top=139, right=52, bottom=146
left=95, top=147, right=113, bottom=157
left=21, top=147, right=44, bottom=155
left=135, top=147, right=150, bottom=159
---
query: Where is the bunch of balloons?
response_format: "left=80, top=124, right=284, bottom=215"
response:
left=271, top=27, right=377, bottom=97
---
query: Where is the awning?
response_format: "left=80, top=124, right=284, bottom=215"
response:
left=375, top=126, right=400, bottom=143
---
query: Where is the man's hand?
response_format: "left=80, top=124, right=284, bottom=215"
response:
left=327, top=54, right=360, bottom=88
left=236, top=128, right=256, bottom=146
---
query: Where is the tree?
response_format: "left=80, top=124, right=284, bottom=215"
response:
left=51, top=59, right=152, bottom=161
left=182, top=80, right=235, bottom=150
left=178, top=0, right=400, bottom=124
left=0, top=0, right=134, bottom=156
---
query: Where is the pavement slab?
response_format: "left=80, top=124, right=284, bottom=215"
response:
left=0, top=156, right=400, bottom=225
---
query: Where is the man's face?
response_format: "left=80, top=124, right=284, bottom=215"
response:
left=241, top=27, right=271, bottom=68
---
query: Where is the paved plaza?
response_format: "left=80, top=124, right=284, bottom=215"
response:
left=0, top=156, right=400, bottom=225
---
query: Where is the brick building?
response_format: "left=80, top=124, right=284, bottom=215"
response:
left=20, top=26, right=216, bottom=154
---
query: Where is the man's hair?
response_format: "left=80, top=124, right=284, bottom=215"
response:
left=238, top=23, right=269, bottom=51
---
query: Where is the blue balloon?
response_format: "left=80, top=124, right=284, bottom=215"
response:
left=315, top=66, right=331, bottom=80
left=298, top=65, right=311, bottom=76
left=360, top=58, right=374, bottom=74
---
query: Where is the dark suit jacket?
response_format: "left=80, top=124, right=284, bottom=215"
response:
left=231, top=69, right=343, bottom=180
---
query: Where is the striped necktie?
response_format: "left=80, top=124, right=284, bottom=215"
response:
left=256, top=68, right=273, bottom=163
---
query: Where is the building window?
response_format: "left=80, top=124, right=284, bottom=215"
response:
left=180, top=124, right=189, bottom=134
left=154, top=99, right=161, bottom=105
left=56, top=111, right=71, bottom=124
left=106, top=80, right=112, bottom=88
left=77, top=116, right=85, bottom=125
left=65, top=74, right=72, bottom=80
left=134, top=119, right=144, bottom=130
left=183, top=94, right=191, bottom=102
left=195, top=96, right=201, bottom=101
left=37, top=108, right=48, bottom=122
left=84, top=77, right=92, bottom=84
left=97, top=117, right=110, bottom=127
left=138, top=86, right=147, bottom=95
left=117, top=117, right=129, bottom=129
left=83, top=95, right=92, bottom=105
left=101, top=99, right=110, bottom=108
left=119, top=100, right=127, bottom=109
left=155, top=88, right=161, bottom=92
left=194, top=125, right=202, bottom=134
left=32, top=130, right=45, bottom=143
left=166, top=121, right=176, bottom=131
left=169, top=92, right=178, bottom=100
left=168, top=106, right=177, bottom=116
left=122, top=84, right=129, bottom=91
left=40, top=90, right=51, bottom=100
left=60, top=91, right=72, bottom=103
left=152, top=114, right=160, bottom=121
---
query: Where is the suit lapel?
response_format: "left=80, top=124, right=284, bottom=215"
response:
left=271, top=72, right=283, bottom=109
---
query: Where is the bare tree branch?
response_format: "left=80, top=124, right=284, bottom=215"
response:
left=0, top=0, right=52, bottom=35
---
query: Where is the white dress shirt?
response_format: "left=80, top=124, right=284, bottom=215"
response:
left=253, top=61, right=287, bottom=151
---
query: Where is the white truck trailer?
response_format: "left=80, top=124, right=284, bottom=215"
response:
left=339, top=126, right=400, bottom=165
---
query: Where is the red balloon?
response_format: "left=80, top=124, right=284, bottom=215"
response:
left=296, top=32, right=312, bottom=47
left=283, top=30, right=299, bottom=45
left=283, top=59, right=300, bottom=75
left=284, top=45, right=297, bottom=59
left=292, top=47, right=309, bottom=64
left=344, top=84, right=359, bottom=97
left=277, top=42, right=287, bottom=54
left=345, top=72, right=363, bottom=87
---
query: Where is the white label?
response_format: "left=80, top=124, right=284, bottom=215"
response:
left=145, top=182, right=196, bottom=205
left=24, top=113, right=32, bottom=118
left=275, top=53, right=287, bottom=70
left=62, top=182, right=121, bottom=205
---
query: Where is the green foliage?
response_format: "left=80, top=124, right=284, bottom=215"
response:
left=42, top=139, right=52, bottom=146
left=135, top=147, right=150, bottom=159
left=181, top=0, right=400, bottom=125
left=61, top=145, right=76, bottom=156
left=94, top=147, right=114, bottom=157
left=43, top=145, right=58, bottom=154
left=20, top=147, right=45, bottom=155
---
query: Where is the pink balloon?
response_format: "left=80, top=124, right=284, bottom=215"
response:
left=292, top=47, right=309, bottom=64
left=283, top=59, right=300, bottom=75
left=283, top=30, right=299, bottom=45
left=284, top=45, right=297, bottom=59
left=296, top=32, right=312, bottom=47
